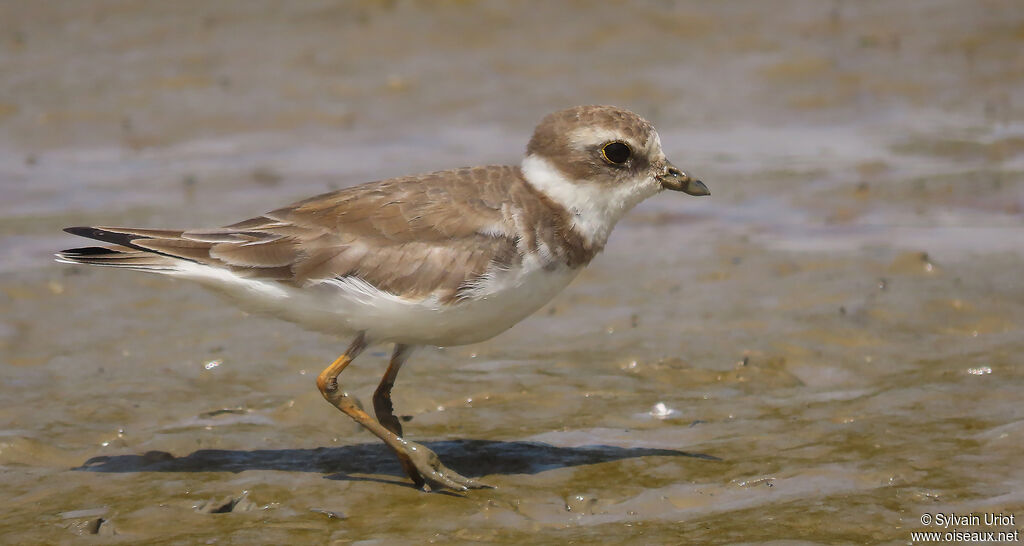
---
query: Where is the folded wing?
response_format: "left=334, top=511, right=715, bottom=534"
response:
left=58, top=167, right=524, bottom=302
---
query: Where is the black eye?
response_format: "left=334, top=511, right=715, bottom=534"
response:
left=601, top=141, right=632, bottom=165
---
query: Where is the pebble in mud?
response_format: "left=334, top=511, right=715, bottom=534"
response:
left=67, top=517, right=115, bottom=536
left=648, top=402, right=681, bottom=420
left=564, top=493, right=600, bottom=515
left=61, top=509, right=115, bottom=536
left=309, top=507, right=347, bottom=520
left=193, top=492, right=257, bottom=514
left=889, top=251, right=937, bottom=275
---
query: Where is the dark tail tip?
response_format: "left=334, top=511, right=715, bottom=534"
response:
left=63, top=226, right=140, bottom=249
left=64, top=226, right=92, bottom=236
left=59, top=246, right=117, bottom=257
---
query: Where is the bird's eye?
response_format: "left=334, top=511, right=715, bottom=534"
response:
left=601, top=141, right=632, bottom=165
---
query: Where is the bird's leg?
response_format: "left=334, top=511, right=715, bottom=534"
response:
left=373, top=344, right=412, bottom=436
left=372, top=344, right=420, bottom=484
left=316, top=334, right=490, bottom=491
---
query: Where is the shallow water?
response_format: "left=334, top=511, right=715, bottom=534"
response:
left=2, top=1, right=1024, bottom=543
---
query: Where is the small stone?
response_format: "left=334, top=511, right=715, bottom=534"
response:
left=194, top=492, right=256, bottom=514
left=310, top=508, right=347, bottom=520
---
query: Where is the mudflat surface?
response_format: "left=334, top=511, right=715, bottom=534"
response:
left=2, top=1, right=1024, bottom=543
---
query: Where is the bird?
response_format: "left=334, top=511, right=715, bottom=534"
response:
left=57, top=105, right=710, bottom=492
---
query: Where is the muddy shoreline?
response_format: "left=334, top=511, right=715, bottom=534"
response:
left=2, top=1, right=1023, bottom=542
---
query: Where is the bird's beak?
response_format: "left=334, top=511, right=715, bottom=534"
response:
left=658, top=162, right=709, bottom=196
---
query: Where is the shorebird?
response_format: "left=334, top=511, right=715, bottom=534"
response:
left=57, top=105, right=709, bottom=491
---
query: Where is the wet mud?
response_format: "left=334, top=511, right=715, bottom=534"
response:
left=2, top=0, right=1023, bottom=543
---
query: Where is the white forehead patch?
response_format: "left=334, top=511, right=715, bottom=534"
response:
left=650, top=130, right=663, bottom=155
left=648, top=130, right=666, bottom=161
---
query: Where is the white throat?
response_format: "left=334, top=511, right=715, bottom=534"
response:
left=521, top=154, right=659, bottom=246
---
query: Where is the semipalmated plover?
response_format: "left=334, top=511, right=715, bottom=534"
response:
left=57, top=105, right=709, bottom=491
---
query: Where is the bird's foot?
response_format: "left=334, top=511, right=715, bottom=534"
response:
left=402, top=440, right=493, bottom=492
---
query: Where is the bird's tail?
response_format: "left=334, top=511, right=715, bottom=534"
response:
left=55, top=246, right=180, bottom=271
left=55, top=226, right=184, bottom=271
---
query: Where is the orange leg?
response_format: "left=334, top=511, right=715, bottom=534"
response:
left=316, top=334, right=490, bottom=491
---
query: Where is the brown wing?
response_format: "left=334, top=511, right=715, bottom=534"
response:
left=62, top=166, right=526, bottom=302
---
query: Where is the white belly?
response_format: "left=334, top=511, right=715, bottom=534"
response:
left=171, top=259, right=580, bottom=346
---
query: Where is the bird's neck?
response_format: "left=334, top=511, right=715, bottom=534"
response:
left=520, top=154, right=656, bottom=248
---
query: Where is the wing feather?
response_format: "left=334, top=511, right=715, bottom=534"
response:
left=61, top=166, right=527, bottom=301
